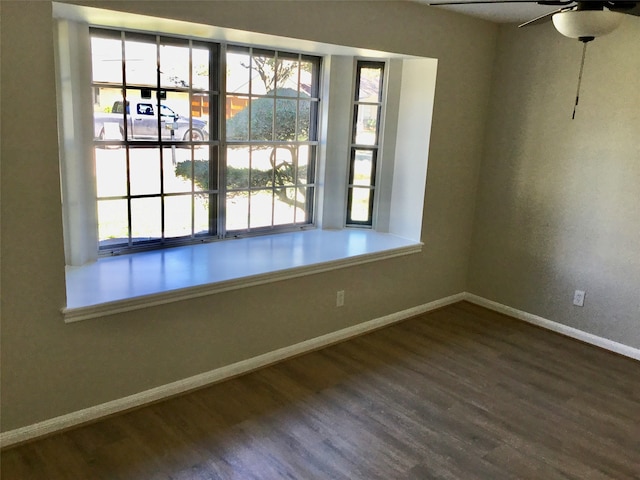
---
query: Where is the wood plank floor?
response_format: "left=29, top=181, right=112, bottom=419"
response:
left=2, top=302, right=639, bottom=479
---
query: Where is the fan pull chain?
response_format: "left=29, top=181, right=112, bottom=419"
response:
left=572, top=41, right=588, bottom=120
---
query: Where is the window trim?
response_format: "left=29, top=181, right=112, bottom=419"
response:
left=63, top=229, right=423, bottom=322
left=54, top=2, right=436, bottom=320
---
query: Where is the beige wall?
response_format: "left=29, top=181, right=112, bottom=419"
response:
left=468, top=19, right=640, bottom=348
left=0, top=1, right=496, bottom=432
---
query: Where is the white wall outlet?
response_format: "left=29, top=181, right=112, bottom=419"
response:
left=336, top=290, right=345, bottom=307
left=573, top=290, right=586, bottom=307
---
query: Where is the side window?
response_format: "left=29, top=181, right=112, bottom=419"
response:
left=161, top=105, right=176, bottom=118
left=346, top=61, right=385, bottom=227
left=137, top=103, right=154, bottom=115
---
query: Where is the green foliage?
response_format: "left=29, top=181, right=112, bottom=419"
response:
left=175, top=159, right=296, bottom=192
left=175, top=159, right=211, bottom=191
left=178, top=85, right=311, bottom=214
left=226, top=88, right=311, bottom=142
left=175, top=156, right=304, bottom=211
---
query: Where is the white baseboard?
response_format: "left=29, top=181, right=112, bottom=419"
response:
left=4, top=292, right=637, bottom=448
left=463, top=293, right=640, bottom=361
left=0, top=293, right=465, bottom=449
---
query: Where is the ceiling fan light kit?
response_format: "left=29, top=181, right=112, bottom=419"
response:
left=428, top=1, right=639, bottom=41
left=429, top=0, right=638, bottom=118
left=552, top=10, right=625, bottom=42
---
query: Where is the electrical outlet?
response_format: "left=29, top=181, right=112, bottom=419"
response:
left=336, top=290, right=345, bottom=307
left=573, top=290, right=586, bottom=307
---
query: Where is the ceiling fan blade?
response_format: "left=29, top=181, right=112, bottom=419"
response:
left=518, top=7, right=567, bottom=26
left=607, top=1, right=640, bottom=16
left=427, top=1, right=570, bottom=4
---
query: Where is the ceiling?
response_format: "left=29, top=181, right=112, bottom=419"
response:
left=415, top=0, right=561, bottom=24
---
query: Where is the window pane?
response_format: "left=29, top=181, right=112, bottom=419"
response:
left=125, top=88, right=158, bottom=141
left=195, top=193, right=214, bottom=236
left=98, top=199, right=128, bottom=246
left=273, top=188, right=296, bottom=226
left=227, top=146, right=250, bottom=190
left=164, top=195, right=192, bottom=238
left=251, top=148, right=274, bottom=188
left=162, top=91, right=206, bottom=142
left=191, top=92, right=210, bottom=132
left=300, top=56, right=318, bottom=97
left=226, top=192, right=248, bottom=231
left=93, top=88, right=125, bottom=140
left=226, top=95, right=250, bottom=140
left=251, top=50, right=275, bottom=95
left=171, top=147, right=212, bottom=193
left=249, top=191, right=273, bottom=228
left=164, top=147, right=193, bottom=193
left=358, top=66, right=383, bottom=102
left=275, top=99, right=297, bottom=140
left=250, top=97, right=274, bottom=141
left=131, top=197, right=161, bottom=241
left=160, top=42, right=190, bottom=88
left=226, top=49, right=250, bottom=95
left=276, top=54, right=299, bottom=92
left=352, top=150, right=374, bottom=186
left=125, top=38, right=157, bottom=86
left=354, top=105, right=379, bottom=145
left=91, top=36, right=122, bottom=84
left=298, top=146, right=310, bottom=185
left=274, top=147, right=295, bottom=187
left=129, top=149, right=161, bottom=196
left=95, top=147, right=127, bottom=197
left=297, top=100, right=310, bottom=141
left=195, top=146, right=213, bottom=192
left=192, top=47, right=210, bottom=91
left=296, top=186, right=312, bottom=223
left=308, top=100, right=319, bottom=141
left=349, top=188, right=371, bottom=223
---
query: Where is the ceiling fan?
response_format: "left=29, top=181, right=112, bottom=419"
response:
left=428, top=1, right=640, bottom=43
left=428, top=1, right=639, bottom=118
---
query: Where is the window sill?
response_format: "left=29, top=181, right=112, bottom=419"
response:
left=63, top=229, right=422, bottom=322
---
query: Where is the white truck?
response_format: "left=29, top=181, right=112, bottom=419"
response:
left=94, top=100, right=208, bottom=141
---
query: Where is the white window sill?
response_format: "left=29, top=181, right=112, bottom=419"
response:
left=63, top=229, right=422, bottom=322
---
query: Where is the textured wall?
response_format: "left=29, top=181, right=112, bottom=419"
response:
left=468, top=19, right=640, bottom=347
left=0, top=1, right=496, bottom=431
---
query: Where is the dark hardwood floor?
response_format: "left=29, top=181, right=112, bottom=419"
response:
left=3, top=302, right=639, bottom=479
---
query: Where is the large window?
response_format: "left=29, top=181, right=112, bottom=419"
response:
left=55, top=9, right=435, bottom=314
left=347, top=61, right=385, bottom=227
left=90, top=30, right=320, bottom=254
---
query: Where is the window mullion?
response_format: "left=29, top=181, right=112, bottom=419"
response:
left=214, top=42, right=225, bottom=239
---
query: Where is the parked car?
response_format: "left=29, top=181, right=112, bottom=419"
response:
left=94, top=100, right=208, bottom=141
